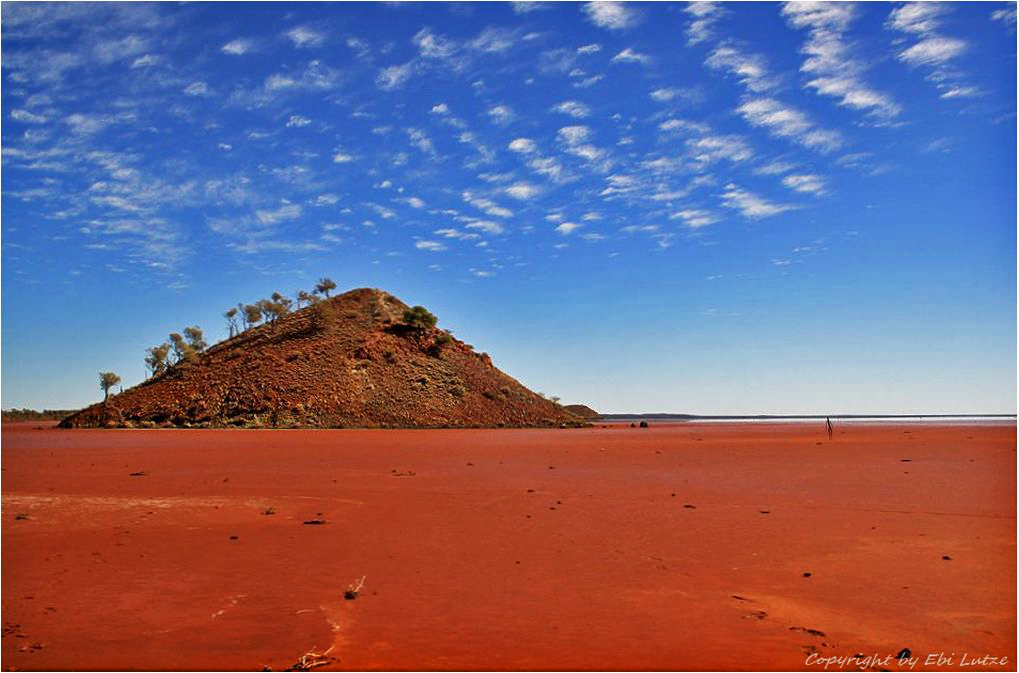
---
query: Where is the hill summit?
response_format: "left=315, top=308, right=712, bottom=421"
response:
left=60, top=288, right=585, bottom=429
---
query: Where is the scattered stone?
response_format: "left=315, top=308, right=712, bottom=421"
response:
left=129, top=471, right=147, bottom=477
left=262, top=507, right=276, bottom=515
left=942, top=555, right=952, bottom=560
left=639, top=420, right=649, bottom=428
left=302, top=519, right=327, bottom=525
left=14, top=513, right=29, bottom=521
left=344, top=575, right=366, bottom=600
left=790, top=626, right=826, bottom=637
left=802, top=572, right=812, bottom=578
left=229, top=535, right=239, bottom=540
left=759, top=510, right=770, bottom=514
left=684, top=504, right=696, bottom=509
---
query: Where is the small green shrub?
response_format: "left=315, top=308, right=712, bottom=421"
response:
left=403, top=306, right=438, bottom=330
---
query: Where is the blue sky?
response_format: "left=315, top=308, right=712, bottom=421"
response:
left=2, top=1, right=1016, bottom=414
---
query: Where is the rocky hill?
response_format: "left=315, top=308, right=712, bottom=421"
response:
left=60, top=288, right=586, bottom=429
left=562, top=404, right=599, bottom=420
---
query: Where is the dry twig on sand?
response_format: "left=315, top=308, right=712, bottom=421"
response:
left=273, top=645, right=336, bottom=671
left=344, top=575, right=366, bottom=600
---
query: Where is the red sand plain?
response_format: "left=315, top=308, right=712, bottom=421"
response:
left=2, top=421, right=1015, bottom=671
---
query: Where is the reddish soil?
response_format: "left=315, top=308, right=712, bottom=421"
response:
left=60, top=288, right=584, bottom=429
left=2, top=421, right=1015, bottom=671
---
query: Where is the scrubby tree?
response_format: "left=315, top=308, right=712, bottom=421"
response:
left=183, top=326, right=207, bottom=353
left=224, top=308, right=239, bottom=337
left=169, top=332, right=197, bottom=364
left=403, top=306, right=438, bottom=330
left=99, top=372, right=121, bottom=402
left=315, top=277, right=336, bottom=297
left=296, top=290, right=313, bottom=309
left=242, top=303, right=262, bottom=330
left=145, top=343, right=170, bottom=376
left=271, top=292, right=293, bottom=315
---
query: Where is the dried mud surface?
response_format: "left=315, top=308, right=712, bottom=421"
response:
left=2, top=422, right=1015, bottom=671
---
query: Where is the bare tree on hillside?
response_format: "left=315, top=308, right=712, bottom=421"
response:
left=271, top=292, right=293, bottom=315
left=145, top=343, right=170, bottom=376
left=99, top=372, right=121, bottom=402
left=243, top=304, right=262, bottom=330
left=169, top=332, right=197, bottom=364
left=183, top=326, right=207, bottom=353
left=224, top=308, right=239, bottom=337
left=315, top=277, right=336, bottom=297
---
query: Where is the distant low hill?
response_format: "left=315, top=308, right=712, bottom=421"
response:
left=60, top=288, right=587, bottom=429
left=2, top=409, right=78, bottom=423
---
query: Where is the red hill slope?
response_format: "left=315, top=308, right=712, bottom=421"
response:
left=60, top=288, right=585, bottom=429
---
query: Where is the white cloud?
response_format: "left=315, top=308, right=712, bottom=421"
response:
left=333, top=151, right=355, bottom=163
left=721, top=184, right=794, bottom=219
left=313, top=194, right=339, bottom=206
left=377, top=62, right=414, bottom=90
left=509, top=137, right=537, bottom=154
left=577, top=43, right=602, bottom=54
left=463, top=191, right=514, bottom=218
left=685, top=2, right=723, bottom=45
left=405, top=197, right=426, bottom=208
left=706, top=46, right=773, bottom=92
left=992, top=6, right=1017, bottom=27
left=131, top=54, right=160, bottom=68
left=671, top=209, right=718, bottom=228
left=65, top=113, right=112, bottom=135
left=583, top=1, right=639, bottom=30
left=505, top=182, right=541, bottom=200
left=551, top=101, right=591, bottom=118
left=413, top=27, right=458, bottom=59
left=556, top=222, right=582, bottom=234
left=781, top=173, right=826, bottom=195
left=755, top=160, right=796, bottom=175
left=255, top=203, right=302, bottom=225
left=940, top=86, right=979, bottom=99
left=11, top=109, right=46, bottom=124
left=435, top=228, right=481, bottom=240
left=470, top=27, right=518, bottom=54
left=488, top=104, right=514, bottom=125
left=286, top=115, right=311, bottom=128
left=898, top=37, right=967, bottom=66
left=650, top=87, right=695, bottom=102
left=511, top=1, right=552, bottom=13
left=805, top=77, right=901, bottom=117
left=687, top=135, right=753, bottom=164
left=430, top=102, right=450, bottom=115
left=558, top=125, right=591, bottom=145
left=465, top=220, right=505, bottom=235
left=887, top=3, right=946, bottom=35
left=660, top=118, right=710, bottom=134
left=94, top=34, right=148, bottom=64
left=285, top=25, right=326, bottom=48
left=611, top=47, right=651, bottom=65
left=406, top=128, right=435, bottom=155
left=184, top=81, right=210, bottom=97
left=416, top=240, right=447, bottom=251
left=222, top=38, right=255, bottom=55
left=782, top=2, right=901, bottom=119
left=528, top=157, right=567, bottom=182
left=470, top=269, right=495, bottom=277
left=737, top=98, right=841, bottom=152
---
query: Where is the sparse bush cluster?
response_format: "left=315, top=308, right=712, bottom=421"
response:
left=146, top=326, right=207, bottom=376
left=227, top=277, right=338, bottom=335
left=140, top=276, right=341, bottom=383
